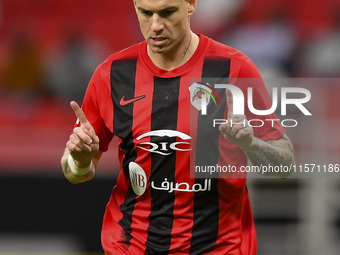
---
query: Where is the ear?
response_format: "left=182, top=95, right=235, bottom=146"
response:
left=133, top=0, right=138, bottom=11
left=188, top=0, right=197, bottom=17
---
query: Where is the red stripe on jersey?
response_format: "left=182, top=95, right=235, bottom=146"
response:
left=239, top=191, right=257, bottom=255
left=102, top=171, right=130, bottom=254
left=79, top=59, right=114, bottom=152
left=127, top=57, right=154, bottom=254
left=103, top=56, right=140, bottom=254
left=210, top=183, right=257, bottom=255
left=99, top=58, right=132, bottom=254
left=169, top=66, right=204, bottom=253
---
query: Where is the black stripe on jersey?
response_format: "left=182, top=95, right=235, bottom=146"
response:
left=110, top=57, right=138, bottom=246
left=190, top=57, right=231, bottom=254
left=145, top=76, right=180, bottom=254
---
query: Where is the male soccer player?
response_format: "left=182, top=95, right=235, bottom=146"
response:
left=61, top=0, right=295, bottom=254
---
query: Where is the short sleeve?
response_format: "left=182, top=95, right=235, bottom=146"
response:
left=74, top=64, right=114, bottom=152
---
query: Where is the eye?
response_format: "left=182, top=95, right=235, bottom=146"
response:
left=161, top=10, right=175, bottom=17
left=141, top=10, right=152, bottom=16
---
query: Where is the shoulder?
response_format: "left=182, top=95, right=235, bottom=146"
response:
left=104, top=42, right=142, bottom=64
left=201, top=35, right=259, bottom=78
left=91, top=42, right=143, bottom=80
left=203, top=35, right=249, bottom=62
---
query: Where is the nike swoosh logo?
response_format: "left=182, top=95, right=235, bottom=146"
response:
left=120, top=95, right=146, bottom=106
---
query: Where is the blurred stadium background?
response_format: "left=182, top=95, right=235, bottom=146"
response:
left=0, top=0, right=340, bottom=254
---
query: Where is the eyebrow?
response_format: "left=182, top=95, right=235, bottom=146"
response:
left=137, top=6, right=179, bottom=12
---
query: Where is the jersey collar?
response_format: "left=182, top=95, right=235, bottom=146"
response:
left=140, top=33, right=208, bottom=77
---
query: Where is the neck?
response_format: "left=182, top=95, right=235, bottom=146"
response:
left=147, top=32, right=200, bottom=71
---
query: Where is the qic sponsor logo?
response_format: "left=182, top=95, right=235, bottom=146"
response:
left=136, top=130, right=192, bottom=156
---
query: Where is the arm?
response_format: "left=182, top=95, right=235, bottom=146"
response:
left=219, top=89, right=295, bottom=178
left=61, top=101, right=101, bottom=184
left=244, top=134, right=294, bottom=167
left=61, top=149, right=103, bottom=184
left=242, top=134, right=295, bottom=178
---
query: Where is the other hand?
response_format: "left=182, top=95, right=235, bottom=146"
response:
left=219, top=89, right=254, bottom=151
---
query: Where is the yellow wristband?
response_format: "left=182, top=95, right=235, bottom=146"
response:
left=67, top=154, right=92, bottom=176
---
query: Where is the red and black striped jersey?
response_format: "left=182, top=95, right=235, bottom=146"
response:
left=79, top=34, right=285, bottom=255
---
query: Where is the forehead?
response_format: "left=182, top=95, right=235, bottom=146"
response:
left=135, top=0, right=185, bottom=10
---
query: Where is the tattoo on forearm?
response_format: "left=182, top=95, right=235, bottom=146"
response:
left=246, top=134, right=295, bottom=167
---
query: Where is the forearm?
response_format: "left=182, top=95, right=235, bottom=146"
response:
left=242, top=134, right=295, bottom=177
left=61, top=148, right=96, bottom=184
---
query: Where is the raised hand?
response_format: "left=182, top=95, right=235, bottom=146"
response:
left=219, top=89, right=254, bottom=151
left=66, top=101, right=100, bottom=167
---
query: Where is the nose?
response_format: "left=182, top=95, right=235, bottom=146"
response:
left=150, top=13, right=164, bottom=33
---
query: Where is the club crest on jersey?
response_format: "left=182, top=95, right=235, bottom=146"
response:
left=189, top=82, right=222, bottom=115
left=129, top=162, right=147, bottom=196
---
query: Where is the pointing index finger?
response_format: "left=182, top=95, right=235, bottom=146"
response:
left=226, top=89, right=234, bottom=118
left=70, top=101, right=90, bottom=126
